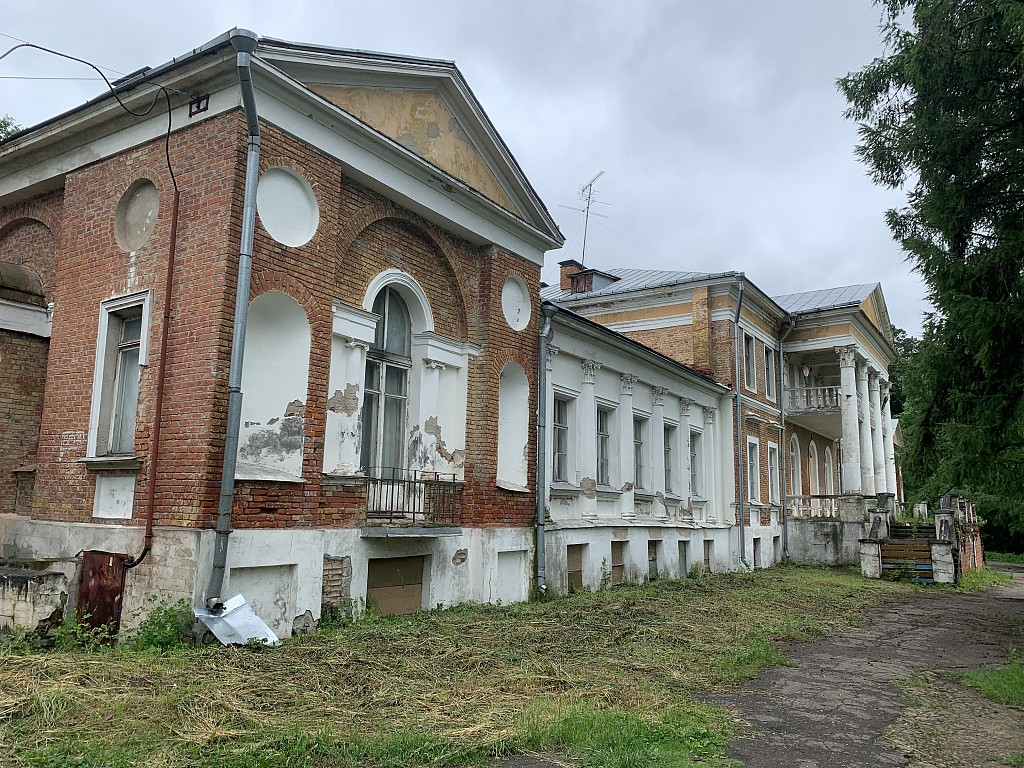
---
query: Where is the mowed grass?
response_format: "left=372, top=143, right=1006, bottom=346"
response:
left=0, top=566, right=915, bottom=768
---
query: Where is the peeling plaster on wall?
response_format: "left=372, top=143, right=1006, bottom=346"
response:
left=327, top=383, right=360, bottom=416
left=451, top=548, right=468, bottom=565
left=239, top=415, right=304, bottom=465
left=408, top=416, right=466, bottom=473
left=283, top=400, right=304, bottom=417
left=581, top=477, right=597, bottom=499
left=620, top=482, right=634, bottom=492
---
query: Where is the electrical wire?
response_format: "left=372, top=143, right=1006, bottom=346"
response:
left=0, top=42, right=179, bottom=192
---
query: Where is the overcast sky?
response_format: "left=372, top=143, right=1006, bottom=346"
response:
left=2, top=1, right=928, bottom=335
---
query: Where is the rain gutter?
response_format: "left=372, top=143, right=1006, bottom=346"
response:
left=206, top=29, right=260, bottom=608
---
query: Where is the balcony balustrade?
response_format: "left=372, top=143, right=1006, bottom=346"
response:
left=786, top=386, right=841, bottom=412
left=364, top=468, right=462, bottom=525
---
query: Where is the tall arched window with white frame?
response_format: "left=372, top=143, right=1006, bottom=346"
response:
left=789, top=434, right=802, bottom=514
left=361, top=286, right=411, bottom=478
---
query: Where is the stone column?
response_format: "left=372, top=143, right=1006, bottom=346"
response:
left=836, top=347, right=862, bottom=494
left=579, top=359, right=601, bottom=518
left=679, top=397, right=694, bottom=518
left=881, top=380, right=897, bottom=498
left=868, top=371, right=886, bottom=494
left=703, top=408, right=717, bottom=522
left=856, top=361, right=875, bottom=496
left=652, top=388, right=668, bottom=518
left=619, top=374, right=638, bottom=519
left=333, top=340, right=369, bottom=474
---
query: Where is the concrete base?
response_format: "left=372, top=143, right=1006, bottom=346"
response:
left=931, top=542, right=956, bottom=584
left=787, top=518, right=868, bottom=566
left=0, top=514, right=534, bottom=637
left=859, top=540, right=881, bottom=579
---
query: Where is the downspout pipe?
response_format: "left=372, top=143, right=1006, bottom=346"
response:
left=778, top=314, right=796, bottom=559
left=535, top=302, right=557, bottom=597
left=207, top=29, right=260, bottom=608
left=125, top=187, right=180, bottom=570
left=733, top=276, right=749, bottom=569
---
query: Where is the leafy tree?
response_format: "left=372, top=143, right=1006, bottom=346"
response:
left=839, top=0, right=1024, bottom=536
left=0, top=114, right=18, bottom=141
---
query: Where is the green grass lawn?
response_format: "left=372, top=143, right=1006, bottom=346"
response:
left=0, top=567, right=918, bottom=768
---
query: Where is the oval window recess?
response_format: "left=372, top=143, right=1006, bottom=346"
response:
left=114, top=179, right=159, bottom=252
left=256, top=167, right=320, bottom=248
left=501, top=276, right=531, bottom=331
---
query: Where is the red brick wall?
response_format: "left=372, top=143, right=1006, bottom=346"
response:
left=18, top=112, right=540, bottom=532
left=0, top=190, right=63, bottom=300
left=26, top=111, right=246, bottom=526
left=0, top=329, right=48, bottom=514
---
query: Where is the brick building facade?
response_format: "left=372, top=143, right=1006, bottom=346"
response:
left=0, top=31, right=561, bottom=635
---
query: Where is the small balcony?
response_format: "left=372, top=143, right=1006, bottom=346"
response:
left=787, top=386, right=841, bottom=412
left=360, top=468, right=463, bottom=536
left=785, top=386, right=843, bottom=439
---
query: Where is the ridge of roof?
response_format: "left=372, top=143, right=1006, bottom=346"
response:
left=771, top=283, right=878, bottom=314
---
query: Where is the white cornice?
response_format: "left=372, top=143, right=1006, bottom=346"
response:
left=0, top=299, right=50, bottom=338
left=603, top=313, right=693, bottom=333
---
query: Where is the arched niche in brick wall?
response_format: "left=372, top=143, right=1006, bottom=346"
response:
left=496, top=362, right=530, bottom=491
left=0, top=218, right=56, bottom=302
left=237, top=291, right=311, bottom=481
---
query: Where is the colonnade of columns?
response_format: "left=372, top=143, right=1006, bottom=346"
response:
left=836, top=345, right=897, bottom=497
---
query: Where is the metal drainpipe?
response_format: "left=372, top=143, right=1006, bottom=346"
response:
left=535, top=303, right=557, bottom=597
left=207, top=29, right=260, bottom=608
left=125, top=188, right=181, bottom=570
left=733, top=276, right=749, bottom=569
left=778, top=315, right=796, bottom=559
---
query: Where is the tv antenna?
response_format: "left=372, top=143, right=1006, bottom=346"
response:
left=559, top=170, right=608, bottom=265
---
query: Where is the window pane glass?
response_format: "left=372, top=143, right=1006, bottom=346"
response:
left=111, top=346, right=140, bottom=454
left=360, top=392, right=379, bottom=471
left=382, top=394, right=405, bottom=470
left=384, top=365, right=406, bottom=396
left=385, top=290, right=411, bottom=356
left=120, top=315, right=142, bottom=343
left=364, top=360, right=380, bottom=392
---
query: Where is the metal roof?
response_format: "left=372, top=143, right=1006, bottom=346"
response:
left=771, top=283, right=877, bottom=314
left=540, top=267, right=730, bottom=302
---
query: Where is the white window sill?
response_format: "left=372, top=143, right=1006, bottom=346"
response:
left=79, top=456, right=141, bottom=472
left=497, top=479, right=530, bottom=493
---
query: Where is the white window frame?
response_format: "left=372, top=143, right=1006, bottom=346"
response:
left=86, top=291, right=152, bottom=457
left=767, top=441, right=780, bottom=505
left=664, top=423, right=676, bottom=494
left=552, top=395, right=574, bottom=483
left=633, top=415, right=648, bottom=489
left=690, top=429, right=703, bottom=498
left=596, top=405, right=614, bottom=487
left=743, top=332, right=756, bottom=392
left=746, top=436, right=761, bottom=503
left=764, top=344, right=777, bottom=402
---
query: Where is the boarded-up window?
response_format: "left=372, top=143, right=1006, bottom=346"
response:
left=566, top=544, right=585, bottom=592
left=703, top=540, right=714, bottom=573
left=753, top=537, right=762, bottom=569
left=648, top=541, right=659, bottom=580
left=366, top=556, right=425, bottom=616
left=611, top=541, right=626, bottom=585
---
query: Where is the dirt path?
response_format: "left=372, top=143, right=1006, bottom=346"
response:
left=708, top=571, right=1024, bottom=767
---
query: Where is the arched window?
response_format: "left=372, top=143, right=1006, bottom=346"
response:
left=824, top=446, right=835, bottom=510
left=361, top=286, right=411, bottom=477
left=789, top=434, right=802, bottom=511
left=808, top=440, right=820, bottom=514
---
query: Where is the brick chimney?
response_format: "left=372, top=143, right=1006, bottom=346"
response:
left=559, top=259, right=585, bottom=290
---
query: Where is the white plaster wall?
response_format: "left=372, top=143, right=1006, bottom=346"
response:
left=237, top=292, right=311, bottom=480
left=497, top=362, right=530, bottom=489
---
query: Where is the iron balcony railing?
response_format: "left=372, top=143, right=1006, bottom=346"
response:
left=787, top=494, right=839, bottom=518
left=786, top=386, right=841, bottom=411
left=364, top=467, right=462, bottom=525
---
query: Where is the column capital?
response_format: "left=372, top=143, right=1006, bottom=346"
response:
left=652, top=386, right=669, bottom=405
left=346, top=339, right=370, bottom=351
left=679, top=396, right=695, bottom=415
left=836, top=346, right=857, bottom=368
left=620, top=373, right=639, bottom=394
left=867, top=370, right=881, bottom=390
left=856, top=360, right=870, bottom=380
left=703, top=407, right=715, bottom=425
left=545, top=345, right=560, bottom=369
left=424, top=359, right=447, bottom=371
left=581, top=359, right=602, bottom=383
left=879, top=378, right=891, bottom=396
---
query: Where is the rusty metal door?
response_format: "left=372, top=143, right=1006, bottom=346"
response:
left=78, top=551, right=127, bottom=637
